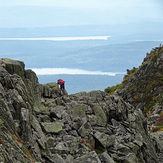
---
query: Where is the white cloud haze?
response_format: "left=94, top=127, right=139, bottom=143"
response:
left=0, top=0, right=162, bottom=28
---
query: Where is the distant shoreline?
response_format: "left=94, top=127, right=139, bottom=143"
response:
left=0, top=36, right=111, bottom=41
left=30, top=68, right=125, bottom=76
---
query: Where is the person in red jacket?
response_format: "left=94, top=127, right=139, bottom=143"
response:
left=57, top=79, right=66, bottom=95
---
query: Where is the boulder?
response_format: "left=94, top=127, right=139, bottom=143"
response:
left=74, top=151, right=101, bottom=163
left=0, top=58, right=25, bottom=79
left=94, top=131, right=115, bottom=148
left=52, top=154, right=66, bottom=163
left=92, top=104, right=107, bottom=127
left=47, top=137, right=55, bottom=148
left=31, top=115, right=47, bottom=149
left=99, top=152, right=115, bottom=163
left=41, top=122, right=63, bottom=134
left=54, top=142, right=70, bottom=155
left=123, top=153, right=139, bottom=163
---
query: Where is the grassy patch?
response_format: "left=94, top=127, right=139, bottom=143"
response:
left=104, top=84, right=120, bottom=95
left=151, top=127, right=163, bottom=132
left=104, top=67, right=138, bottom=95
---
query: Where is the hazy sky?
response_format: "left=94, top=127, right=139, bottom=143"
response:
left=0, top=0, right=163, bottom=28
left=0, top=0, right=162, bottom=8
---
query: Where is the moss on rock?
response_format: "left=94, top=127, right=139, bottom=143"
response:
left=42, top=122, right=63, bottom=134
left=0, top=119, right=4, bottom=125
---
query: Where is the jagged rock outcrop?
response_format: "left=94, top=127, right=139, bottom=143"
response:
left=0, top=58, right=160, bottom=162
left=105, top=46, right=163, bottom=162
left=115, top=46, right=163, bottom=116
left=105, top=46, right=162, bottom=129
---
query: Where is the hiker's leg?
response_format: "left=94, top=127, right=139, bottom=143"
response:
left=60, top=84, right=63, bottom=94
left=64, top=89, right=67, bottom=95
left=60, top=84, right=65, bottom=95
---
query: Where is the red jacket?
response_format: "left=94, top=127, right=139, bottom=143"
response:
left=58, top=79, right=65, bottom=85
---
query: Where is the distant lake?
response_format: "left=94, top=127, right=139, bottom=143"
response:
left=37, top=74, right=124, bottom=94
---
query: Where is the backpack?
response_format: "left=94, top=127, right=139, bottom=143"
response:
left=58, top=79, right=65, bottom=85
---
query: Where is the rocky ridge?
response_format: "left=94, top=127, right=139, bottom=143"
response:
left=105, top=46, right=162, bottom=129
left=105, top=45, right=163, bottom=162
left=115, top=46, right=162, bottom=116
left=0, top=57, right=161, bottom=162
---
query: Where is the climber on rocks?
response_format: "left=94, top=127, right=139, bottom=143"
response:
left=57, top=79, right=67, bottom=95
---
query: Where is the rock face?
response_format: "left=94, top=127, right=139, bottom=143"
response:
left=105, top=46, right=163, bottom=131
left=0, top=57, right=160, bottom=162
left=115, top=46, right=163, bottom=117
left=105, top=46, right=163, bottom=162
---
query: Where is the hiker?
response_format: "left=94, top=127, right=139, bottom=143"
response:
left=57, top=79, right=66, bottom=95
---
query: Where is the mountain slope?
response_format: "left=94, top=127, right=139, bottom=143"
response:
left=0, top=58, right=160, bottom=162
left=105, top=45, right=163, bottom=130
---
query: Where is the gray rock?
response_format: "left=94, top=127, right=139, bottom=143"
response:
left=52, top=154, right=66, bottom=163
left=92, top=104, right=107, bottom=127
left=0, top=57, right=161, bottom=163
left=41, top=122, right=63, bottom=134
left=133, top=133, right=143, bottom=147
left=150, top=131, right=163, bottom=150
left=20, top=107, right=31, bottom=141
left=94, top=131, right=115, bottom=148
left=99, top=152, right=115, bottom=163
left=54, top=142, right=70, bottom=155
left=31, top=115, right=47, bottom=149
left=74, top=151, right=101, bottom=163
left=47, top=137, right=55, bottom=148
left=66, top=155, right=74, bottom=163
left=0, top=58, right=25, bottom=78
left=123, top=153, right=138, bottom=163
left=115, top=143, right=130, bottom=153
left=148, top=114, right=160, bottom=125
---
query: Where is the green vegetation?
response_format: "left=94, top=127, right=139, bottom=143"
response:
left=105, top=46, right=163, bottom=118
left=44, top=82, right=57, bottom=88
left=132, top=74, right=163, bottom=115
left=105, top=46, right=163, bottom=136
left=130, top=67, right=137, bottom=73
left=104, top=84, right=120, bottom=95
left=21, top=145, right=36, bottom=163
left=104, top=67, right=138, bottom=95
left=12, top=134, right=36, bottom=162
left=0, top=119, right=4, bottom=125
left=94, top=148, right=105, bottom=154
